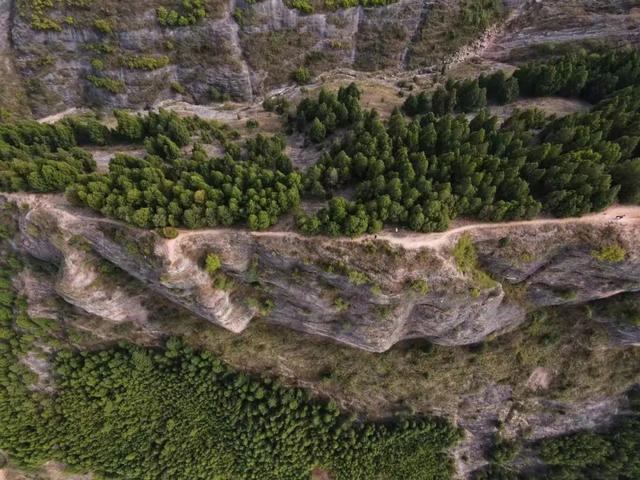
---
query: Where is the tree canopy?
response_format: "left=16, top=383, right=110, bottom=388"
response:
left=3, top=50, right=640, bottom=236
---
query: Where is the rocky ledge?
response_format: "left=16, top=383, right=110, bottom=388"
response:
left=5, top=193, right=640, bottom=352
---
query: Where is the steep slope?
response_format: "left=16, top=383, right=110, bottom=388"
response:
left=5, top=0, right=638, bottom=116
left=0, top=0, right=27, bottom=115
left=6, top=193, right=640, bottom=352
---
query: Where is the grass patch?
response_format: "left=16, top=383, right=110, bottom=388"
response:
left=592, top=243, right=626, bottom=263
left=452, top=233, right=496, bottom=291
left=407, top=279, right=429, bottom=295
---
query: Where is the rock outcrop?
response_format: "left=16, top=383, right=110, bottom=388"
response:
left=3, top=0, right=640, bottom=116
left=9, top=0, right=254, bottom=115
left=3, top=0, right=430, bottom=115
left=6, top=193, right=640, bottom=352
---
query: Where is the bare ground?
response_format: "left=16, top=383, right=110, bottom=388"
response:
left=489, top=96, right=591, bottom=119
left=15, top=192, right=639, bottom=258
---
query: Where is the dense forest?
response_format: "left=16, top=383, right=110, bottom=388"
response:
left=298, top=49, right=640, bottom=235
left=3, top=49, right=640, bottom=237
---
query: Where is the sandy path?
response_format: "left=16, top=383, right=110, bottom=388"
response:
left=252, top=205, right=640, bottom=251
left=365, top=206, right=640, bottom=250
left=7, top=193, right=640, bottom=253
left=38, top=108, right=86, bottom=124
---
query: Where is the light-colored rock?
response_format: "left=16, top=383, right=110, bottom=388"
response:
left=526, top=366, right=554, bottom=392
left=5, top=193, right=640, bottom=352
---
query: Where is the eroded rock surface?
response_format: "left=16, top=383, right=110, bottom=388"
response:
left=6, top=193, right=640, bottom=352
left=5, top=0, right=640, bottom=116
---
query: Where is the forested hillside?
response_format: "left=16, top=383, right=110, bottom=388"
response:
left=3, top=49, right=640, bottom=237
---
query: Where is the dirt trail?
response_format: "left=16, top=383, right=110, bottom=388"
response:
left=253, top=205, right=640, bottom=251
left=7, top=193, right=640, bottom=253
left=39, top=108, right=86, bottom=124
left=356, top=206, right=640, bottom=250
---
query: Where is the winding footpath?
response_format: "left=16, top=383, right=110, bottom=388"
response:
left=7, top=193, right=640, bottom=254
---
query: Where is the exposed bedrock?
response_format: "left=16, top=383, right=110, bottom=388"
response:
left=6, top=194, right=640, bottom=352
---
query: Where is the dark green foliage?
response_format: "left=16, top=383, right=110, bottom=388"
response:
left=291, top=66, right=312, bottom=85
left=489, top=436, right=521, bottom=465
left=0, top=109, right=211, bottom=195
left=514, top=49, right=640, bottom=102
left=1, top=109, right=299, bottom=231
left=297, top=104, right=543, bottom=235
left=403, top=78, right=487, bottom=115
left=309, top=117, right=327, bottom=143
left=480, top=70, right=520, bottom=105
left=537, top=392, right=640, bottom=479
left=407, top=48, right=640, bottom=113
left=300, top=50, right=640, bottom=235
left=67, top=134, right=301, bottom=230
left=0, top=339, right=459, bottom=480
left=7, top=49, right=640, bottom=237
left=612, top=158, right=640, bottom=203
left=61, top=114, right=111, bottom=146
left=113, top=109, right=190, bottom=146
left=208, top=86, right=231, bottom=103
left=292, top=83, right=362, bottom=142
left=0, top=119, right=96, bottom=192
left=113, top=109, right=145, bottom=142
left=263, top=96, right=291, bottom=115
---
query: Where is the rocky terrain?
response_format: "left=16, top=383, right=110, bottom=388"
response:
left=6, top=193, right=640, bottom=353
left=2, top=1, right=640, bottom=479
left=2, top=0, right=640, bottom=117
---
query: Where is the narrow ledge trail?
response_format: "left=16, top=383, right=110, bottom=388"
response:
left=6, top=193, right=640, bottom=254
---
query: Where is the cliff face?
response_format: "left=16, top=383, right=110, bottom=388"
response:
left=9, top=0, right=254, bottom=114
left=2, top=0, right=430, bottom=116
left=4, top=0, right=640, bottom=116
left=0, top=0, right=640, bottom=116
left=7, top=193, right=640, bottom=352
